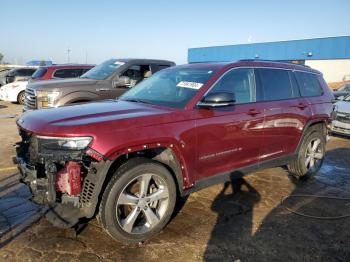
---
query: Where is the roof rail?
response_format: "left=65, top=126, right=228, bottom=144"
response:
left=238, top=59, right=311, bottom=68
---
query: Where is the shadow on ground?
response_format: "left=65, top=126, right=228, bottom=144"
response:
left=0, top=143, right=349, bottom=261
left=0, top=173, right=43, bottom=247
left=204, top=147, right=350, bottom=261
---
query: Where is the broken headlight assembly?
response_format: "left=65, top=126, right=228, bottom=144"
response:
left=37, top=136, right=93, bottom=150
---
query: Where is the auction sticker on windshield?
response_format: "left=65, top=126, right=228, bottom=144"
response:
left=177, top=81, right=203, bottom=89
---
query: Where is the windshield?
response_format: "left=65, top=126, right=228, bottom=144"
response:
left=339, top=84, right=350, bottom=92
left=32, top=67, right=48, bottom=79
left=120, top=67, right=217, bottom=108
left=80, top=59, right=125, bottom=80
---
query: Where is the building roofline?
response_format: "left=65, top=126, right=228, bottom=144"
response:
left=189, top=35, right=350, bottom=50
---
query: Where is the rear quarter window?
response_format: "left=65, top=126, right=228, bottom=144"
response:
left=295, top=71, right=323, bottom=97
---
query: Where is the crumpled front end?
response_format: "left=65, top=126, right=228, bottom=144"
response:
left=15, top=127, right=111, bottom=228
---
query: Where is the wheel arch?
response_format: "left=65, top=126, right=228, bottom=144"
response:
left=295, top=119, right=327, bottom=154
left=101, top=147, right=186, bottom=198
left=56, top=91, right=99, bottom=106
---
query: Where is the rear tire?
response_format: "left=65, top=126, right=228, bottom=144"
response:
left=288, top=126, right=326, bottom=178
left=98, top=158, right=177, bottom=244
left=17, top=91, right=25, bottom=105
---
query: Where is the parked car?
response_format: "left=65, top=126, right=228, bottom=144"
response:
left=333, top=83, right=350, bottom=100
left=0, top=65, right=95, bottom=105
left=24, top=59, right=175, bottom=111
left=16, top=60, right=333, bottom=243
left=5, top=67, right=37, bottom=84
left=30, top=64, right=95, bottom=82
left=331, top=94, right=350, bottom=136
left=0, top=81, right=28, bottom=104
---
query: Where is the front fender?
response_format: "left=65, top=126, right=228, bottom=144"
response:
left=106, top=140, right=192, bottom=191
left=56, top=91, right=101, bottom=106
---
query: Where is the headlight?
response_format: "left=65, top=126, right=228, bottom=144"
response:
left=37, top=136, right=92, bottom=150
left=37, top=90, right=61, bottom=108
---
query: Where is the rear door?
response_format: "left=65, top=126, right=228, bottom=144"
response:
left=256, top=68, right=311, bottom=159
left=194, top=67, right=265, bottom=180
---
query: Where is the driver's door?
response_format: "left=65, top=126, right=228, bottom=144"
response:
left=106, top=64, right=152, bottom=99
left=194, top=68, right=265, bottom=180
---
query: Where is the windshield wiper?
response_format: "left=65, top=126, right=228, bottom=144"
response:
left=121, top=98, right=151, bottom=104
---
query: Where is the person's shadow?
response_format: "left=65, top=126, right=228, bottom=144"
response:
left=204, top=146, right=350, bottom=262
left=204, top=175, right=260, bottom=261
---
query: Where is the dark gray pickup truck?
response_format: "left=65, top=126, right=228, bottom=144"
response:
left=24, top=58, right=175, bottom=110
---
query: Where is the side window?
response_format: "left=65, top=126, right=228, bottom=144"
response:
left=121, top=64, right=151, bottom=87
left=16, top=69, right=25, bottom=76
left=288, top=71, right=300, bottom=97
left=81, top=68, right=91, bottom=74
left=295, top=72, right=323, bottom=97
left=27, top=69, right=36, bottom=76
left=54, top=69, right=81, bottom=78
left=258, top=68, right=294, bottom=101
left=208, top=68, right=256, bottom=104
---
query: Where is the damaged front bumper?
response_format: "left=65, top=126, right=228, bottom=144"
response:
left=15, top=130, right=112, bottom=228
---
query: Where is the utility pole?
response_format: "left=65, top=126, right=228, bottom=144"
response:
left=67, top=48, right=71, bottom=63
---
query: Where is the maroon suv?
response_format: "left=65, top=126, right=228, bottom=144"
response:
left=16, top=60, right=334, bottom=243
left=30, top=64, right=94, bottom=81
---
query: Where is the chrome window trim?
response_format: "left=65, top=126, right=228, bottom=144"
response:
left=198, top=66, right=322, bottom=106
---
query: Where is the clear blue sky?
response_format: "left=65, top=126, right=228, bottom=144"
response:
left=1, top=0, right=349, bottom=65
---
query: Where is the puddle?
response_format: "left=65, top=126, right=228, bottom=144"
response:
left=315, top=162, right=350, bottom=191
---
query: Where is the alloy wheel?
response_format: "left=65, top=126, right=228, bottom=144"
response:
left=304, top=138, right=324, bottom=172
left=19, top=92, right=25, bottom=105
left=116, top=173, right=169, bottom=234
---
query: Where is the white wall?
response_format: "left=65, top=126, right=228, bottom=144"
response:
left=305, top=59, right=350, bottom=83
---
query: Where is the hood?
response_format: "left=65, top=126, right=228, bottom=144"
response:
left=335, top=100, right=350, bottom=113
left=27, top=78, right=98, bottom=90
left=1, top=81, right=28, bottom=90
left=17, top=100, right=180, bottom=137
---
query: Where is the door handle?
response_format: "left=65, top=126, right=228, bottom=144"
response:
left=247, top=109, right=261, bottom=116
left=296, top=103, right=307, bottom=110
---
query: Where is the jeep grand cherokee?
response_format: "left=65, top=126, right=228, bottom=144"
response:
left=16, top=60, right=334, bottom=243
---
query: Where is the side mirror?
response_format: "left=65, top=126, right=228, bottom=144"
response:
left=197, top=92, right=235, bottom=108
left=113, top=76, right=130, bottom=88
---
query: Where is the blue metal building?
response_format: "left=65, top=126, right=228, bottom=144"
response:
left=26, top=60, right=53, bottom=66
left=188, top=36, right=350, bottom=63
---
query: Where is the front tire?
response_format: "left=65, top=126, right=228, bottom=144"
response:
left=17, top=91, right=25, bottom=105
left=288, top=126, right=326, bottom=178
left=99, top=158, right=177, bottom=244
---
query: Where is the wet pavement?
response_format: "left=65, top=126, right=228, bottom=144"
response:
left=0, top=101, right=349, bottom=261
